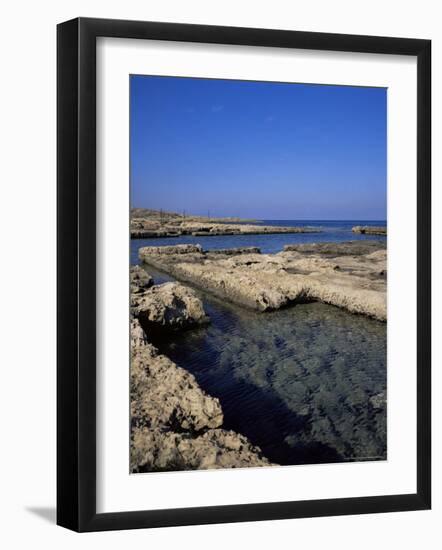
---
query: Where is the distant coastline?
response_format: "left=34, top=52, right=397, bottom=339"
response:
left=130, top=208, right=324, bottom=239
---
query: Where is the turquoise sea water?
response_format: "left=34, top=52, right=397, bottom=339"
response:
left=131, top=221, right=387, bottom=466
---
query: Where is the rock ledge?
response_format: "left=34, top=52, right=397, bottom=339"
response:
left=352, top=226, right=387, bottom=236
left=139, top=243, right=387, bottom=321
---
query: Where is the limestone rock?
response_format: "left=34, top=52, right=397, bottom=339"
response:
left=208, top=246, right=261, bottom=255
left=131, top=321, right=223, bottom=432
left=131, top=427, right=272, bottom=472
left=139, top=244, right=203, bottom=256
left=352, top=226, right=387, bottom=236
left=132, top=281, right=209, bottom=332
left=283, top=240, right=386, bottom=256
left=139, top=242, right=387, bottom=321
left=130, top=319, right=272, bottom=471
left=131, top=218, right=322, bottom=239
left=130, top=318, right=148, bottom=348
left=130, top=265, right=153, bottom=293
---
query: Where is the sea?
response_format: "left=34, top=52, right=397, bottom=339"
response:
left=130, top=220, right=387, bottom=466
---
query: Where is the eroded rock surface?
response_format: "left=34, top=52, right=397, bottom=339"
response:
left=131, top=214, right=321, bottom=239
left=131, top=321, right=223, bottom=432
left=131, top=427, right=272, bottom=472
left=139, top=242, right=387, bottom=321
left=130, top=319, right=272, bottom=472
left=140, top=244, right=203, bottom=255
left=130, top=265, right=153, bottom=294
left=284, top=240, right=386, bottom=256
left=209, top=246, right=261, bottom=255
left=132, top=281, right=209, bottom=333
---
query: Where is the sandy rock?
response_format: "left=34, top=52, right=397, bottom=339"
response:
left=130, top=318, right=148, bottom=348
left=284, top=240, right=386, bottom=256
left=130, top=319, right=272, bottom=471
left=139, top=244, right=203, bottom=255
left=180, top=222, right=320, bottom=236
left=352, top=226, right=387, bottom=236
left=139, top=242, right=387, bottom=321
left=131, top=211, right=322, bottom=239
left=131, top=427, right=272, bottom=472
left=132, top=281, right=209, bottom=332
left=131, top=320, right=223, bottom=432
left=208, top=247, right=261, bottom=255
left=130, top=265, right=153, bottom=293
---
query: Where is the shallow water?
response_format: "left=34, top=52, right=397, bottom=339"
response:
left=131, top=221, right=387, bottom=466
left=142, top=267, right=387, bottom=466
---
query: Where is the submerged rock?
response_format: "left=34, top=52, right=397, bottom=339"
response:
left=160, top=300, right=387, bottom=465
left=370, top=392, right=387, bottom=409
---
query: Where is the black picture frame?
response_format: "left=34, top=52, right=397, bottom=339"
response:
left=57, top=17, right=431, bottom=532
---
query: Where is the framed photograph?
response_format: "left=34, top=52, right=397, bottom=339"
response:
left=57, top=17, right=431, bottom=532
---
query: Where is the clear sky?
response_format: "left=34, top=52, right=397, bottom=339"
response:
left=130, top=75, right=386, bottom=220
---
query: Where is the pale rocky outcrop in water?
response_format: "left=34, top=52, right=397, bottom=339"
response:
left=130, top=318, right=272, bottom=472
left=138, top=244, right=203, bottom=255
left=209, top=246, right=261, bottom=255
left=131, top=427, right=272, bottom=472
left=131, top=217, right=322, bottom=239
left=131, top=280, right=209, bottom=332
left=283, top=240, right=385, bottom=256
left=352, top=225, right=387, bottom=236
left=139, top=241, right=387, bottom=321
left=369, top=391, right=387, bottom=409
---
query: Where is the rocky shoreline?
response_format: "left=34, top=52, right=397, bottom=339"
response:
left=130, top=268, right=273, bottom=472
left=139, top=241, right=387, bottom=321
left=130, top=208, right=322, bottom=239
left=130, top=239, right=387, bottom=471
left=131, top=221, right=322, bottom=239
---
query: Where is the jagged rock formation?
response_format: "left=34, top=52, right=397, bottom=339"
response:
left=130, top=265, right=153, bottom=294
left=131, top=321, right=222, bottom=432
left=138, top=244, right=202, bottom=256
left=131, top=281, right=209, bottom=334
left=139, top=242, right=387, bottom=321
left=131, top=427, right=273, bottom=472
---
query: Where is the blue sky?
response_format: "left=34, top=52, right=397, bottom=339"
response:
left=130, top=76, right=386, bottom=220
